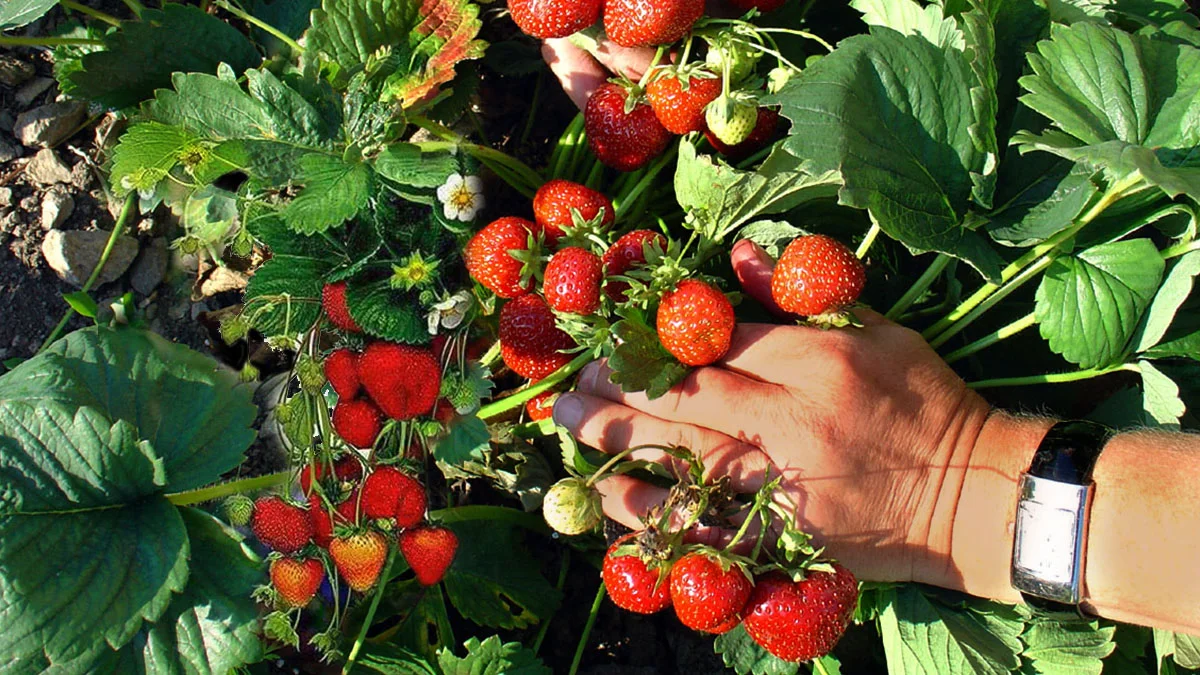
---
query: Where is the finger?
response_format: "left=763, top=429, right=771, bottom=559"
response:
left=542, top=38, right=609, bottom=110
left=731, top=239, right=783, bottom=315
left=552, top=392, right=772, bottom=493
left=594, top=474, right=756, bottom=555
left=576, top=360, right=782, bottom=446
left=590, top=41, right=659, bottom=82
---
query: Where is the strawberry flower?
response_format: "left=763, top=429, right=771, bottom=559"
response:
left=436, top=173, right=484, bottom=222
left=426, top=291, right=473, bottom=335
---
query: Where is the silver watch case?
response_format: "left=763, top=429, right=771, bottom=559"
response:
left=1010, top=473, right=1093, bottom=605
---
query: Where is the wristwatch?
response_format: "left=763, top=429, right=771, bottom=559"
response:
left=1010, top=420, right=1113, bottom=614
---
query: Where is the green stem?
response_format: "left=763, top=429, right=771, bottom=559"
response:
left=0, top=35, right=103, bottom=46
left=966, top=363, right=1139, bottom=390
left=478, top=352, right=593, bottom=420
left=637, top=47, right=667, bottom=88
left=60, top=0, right=121, bottom=26
left=942, top=312, right=1036, bottom=365
left=584, top=159, right=605, bottom=190
left=752, top=27, right=835, bottom=53
left=120, top=0, right=143, bottom=18
left=520, top=72, right=545, bottom=147
left=430, top=504, right=549, bottom=533
left=215, top=0, right=303, bottom=53
left=342, top=550, right=396, bottom=675
left=927, top=256, right=1052, bottom=350
left=584, top=445, right=657, bottom=487
left=533, top=549, right=571, bottom=655
left=569, top=582, right=607, bottom=675
left=1162, top=238, right=1200, bottom=260
left=812, top=656, right=833, bottom=675
left=479, top=339, right=502, bottom=370
left=412, top=118, right=544, bottom=192
left=166, top=470, right=290, bottom=506
left=549, top=114, right=583, bottom=178
left=886, top=254, right=950, bottom=322
left=39, top=194, right=136, bottom=353
left=614, top=149, right=674, bottom=221
left=855, top=221, right=881, bottom=260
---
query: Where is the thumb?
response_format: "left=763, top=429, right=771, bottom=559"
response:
left=731, top=239, right=785, bottom=316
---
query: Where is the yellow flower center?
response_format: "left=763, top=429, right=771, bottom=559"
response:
left=449, top=184, right=475, bottom=210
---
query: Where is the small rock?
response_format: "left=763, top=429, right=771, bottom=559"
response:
left=199, top=266, right=249, bottom=297
left=129, top=238, right=169, bottom=295
left=41, top=229, right=139, bottom=288
left=26, top=148, right=73, bottom=185
left=40, top=188, right=75, bottom=230
left=70, top=161, right=92, bottom=189
left=190, top=301, right=211, bottom=321
left=0, top=111, right=13, bottom=134
left=19, top=195, right=38, bottom=212
left=0, top=136, right=18, bottom=163
left=0, top=187, right=12, bottom=208
left=0, top=55, right=35, bottom=87
left=14, top=101, right=88, bottom=148
left=14, top=77, right=54, bottom=108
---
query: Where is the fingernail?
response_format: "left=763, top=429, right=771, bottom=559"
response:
left=553, top=393, right=584, bottom=429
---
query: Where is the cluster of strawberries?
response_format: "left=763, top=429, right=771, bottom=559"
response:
left=601, top=533, right=859, bottom=663
left=320, top=282, right=443, bottom=449
left=249, top=460, right=458, bottom=609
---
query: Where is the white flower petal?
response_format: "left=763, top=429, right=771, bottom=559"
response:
left=443, top=202, right=460, bottom=220
left=427, top=310, right=441, bottom=335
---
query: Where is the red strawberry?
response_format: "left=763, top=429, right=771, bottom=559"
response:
left=358, top=342, right=442, bottom=421
left=742, top=566, right=858, bottom=662
left=332, top=398, right=383, bottom=449
left=656, top=279, right=735, bottom=366
left=646, top=67, right=723, bottom=135
left=705, top=108, right=780, bottom=160
left=603, top=0, right=705, bottom=47
left=544, top=247, right=603, bottom=315
left=310, top=491, right=364, bottom=547
left=499, top=294, right=576, bottom=379
left=586, top=83, right=672, bottom=172
left=726, top=0, right=787, bottom=11
left=322, top=282, right=360, bottom=333
left=325, top=349, right=360, bottom=400
left=705, top=615, right=741, bottom=635
left=399, top=525, right=459, bottom=586
left=525, top=389, right=559, bottom=421
left=533, top=179, right=614, bottom=244
left=602, top=534, right=672, bottom=614
left=464, top=217, right=542, bottom=298
left=270, top=556, right=325, bottom=608
left=251, top=496, right=314, bottom=554
left=770, top=234, right=865, bottom=317
left=330, top=531, right=389, bottom=591
left=299, top=454, right=363, bottom=494
left=509, top=0, right=601, bottom=39
left=602, top=229, right=665, bottom=301
left=361, top=466, right=426, bottom=526
left=669, top=551, right=753, bottom=632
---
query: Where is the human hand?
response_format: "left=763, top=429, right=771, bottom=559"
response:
left=551, top=240, right=995, bottom=585
left=541, top=37, right=658, bottom=110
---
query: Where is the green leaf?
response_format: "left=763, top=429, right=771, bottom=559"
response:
left=607, top=306, right=689, bottom=400
left=1035, top=239, right=1165, bottom=369
left=1140, top=360, right=1186, bottom=428
left=358, top=642, right=440, bottom=675
left=68, top=4, right=260, bottom=109
left=435, top=414, right=491, bottom=466
left=770, top=29, right=1005, bottom=280
left=1019, top=618, right=1115, bottom=675
left=374, top=143, right=460, bottom=189
left=109, top=122, right=203, bottom=196
left=1132, top=250, right=1200, bottom=353
left=879, top=586, right=1024, bottom=675
left=712, top=623, right=800, bottom=675
left=960, top=0, right=1001, bottom=209
left=674, top=143, right=840, bottom=241
left=442, top=520, right=561, bottom=630
left=281, top=153, right=372, bottom=235
left=738, top=220, right=809, bottom=259
left=0, top=0, right=57, bottom=30
left=850, top=0, right=965, bottom=49
left=182, top=185, right=240, bottom=247
left=0, top=327, right=257, bottom=492
left=437, top=635, right=551, bottom=675
left=345, top=278, right=431, bottom=344
left=249, top=0, right=321, bottom=56
left=243, top=255, right=333, bottom=337
left=1156, top=629, right=1200, bottom=670
left=1144, top=300, right=1200, bottom=361
left=114, top=508, right=263, bottom=674
left=62, top=291, right=98, bottom=319
left=987, top=155, right=1099, bottom=247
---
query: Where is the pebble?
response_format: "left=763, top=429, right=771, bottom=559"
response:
left=0, top=187, right=12, bottom=208
left=25, top=148, right=73, bottom=185
left=41, top=229, right=139, bottom=288
left=70, top=161, right=92, bottom=189
left=0, top=111, right=12, bottom=133
left=14, top=101, right=88, bottom=148
left=14, top=77, right=54, bottom=108
left=129, top=238, right=169, bottom=295
left=199, top=266, right=249, bottom=297
left=40, top=188, right=74, bottom=231
left=0, top=135, right=18, bottom=163
left=0, top=55, right=34, bottom=87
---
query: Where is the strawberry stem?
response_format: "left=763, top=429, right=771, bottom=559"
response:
left=477, top=351, right=592, bottom=420
left=613, top=148, right=676, bottom=221
left=637, top=47, right=668, bottom=89
left=166, top=470, right=290, bottom=506
left=548, top=113, right=584, bottom=179
left=215, top=0, right=303, bottom=54
left=941, top=311, right=1037, bottom=365
left=583, top=444, right=671, bottom=488
left=884, top=254, right=951, bottom=322
left=568, top=582, right=607, bottom=675
left=854, top=222, right=881, bottom=260
left=342, top=549, right=396, bottom=675
left=966, top=362, right=1140, bottom=389
left=60, top=1, right=121, bottom=27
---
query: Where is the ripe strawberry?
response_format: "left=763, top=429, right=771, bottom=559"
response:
left=770, top=234, right=865, bottom=317
left=602, top=534, right=672, bottom=614
left=742, top=566, right=858, bottom=662
left=602, top=229, right=665, bottom=301
left=656, top=279, right=735, bottom=366
left=332, top=398, right=383, bottom=448
left=400, top=525, right=459, bottom=586
left=525, top=389, right=558, bottom=421
left=358, top=342, right=442, bottom=420
left=706, top=94, right=759, bottom=146
left=669, top=552, right=753, bottom=632
left=705, top=108, right=780, bottom=160
left=533, top=179, right=614, bottom=244
left=603, top=0, right=705, bottom=47
left=325, top=348, right=360, bottom=400
left=270, top=556, right=325, bottom=608
left=251, top=496, right=314, bottom=554
left=322, top=282, right=360, bottom=333
left=330, top=531, right=389, bottom=591
left=499, top=294, right=576, bottom=379
left=726, top=0, right=786, bottom=11
left=299, top=454, right=363, bottom=494
left=544, top=247, right=603, bottom=315
left=361, top=466, right=426, bottom=526
left=646, top=67, right=722, bottom=135
left=586, top=83, right=672, bottom=172
left=509, top=0, right=602, bottom=39
left=309, top=492, right=362, bottom=548
left=464, top=217, right=541, bottom=298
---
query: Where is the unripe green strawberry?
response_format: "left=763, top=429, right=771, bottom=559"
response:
left=224, top=494, right=254, bottom=527
left=706, top=94, right=758, bottom=146
left=705, top=37, right=762, bottom=85
left=542, top=477, right=603, bottom=535
left=295, top=355, right=325, bottom=393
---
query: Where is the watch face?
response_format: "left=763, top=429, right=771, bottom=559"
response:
left=1014, top=501, right=1078, bottom=584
